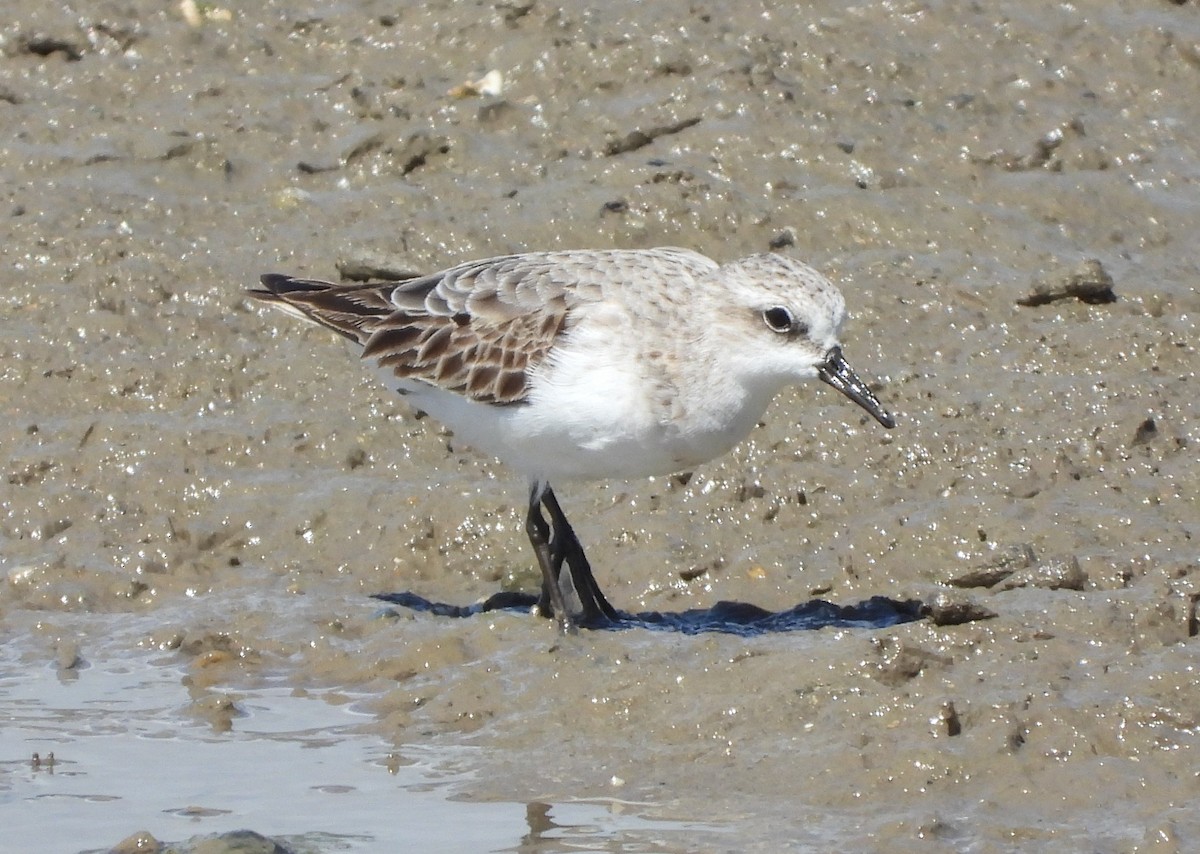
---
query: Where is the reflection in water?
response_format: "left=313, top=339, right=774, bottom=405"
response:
left=0, top=658, right=729, bottom=852
left=523, top=801, right=557, bottom=843
left=509, top=799, right=727, bottom=854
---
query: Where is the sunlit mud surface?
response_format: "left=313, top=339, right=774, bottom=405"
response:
left=2, top=1, right=1198, bottom=851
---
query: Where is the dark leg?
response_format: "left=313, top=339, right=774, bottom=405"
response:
left=542, top=487, right=619, bottom=626
left=525, top=483, right=574, bottom=633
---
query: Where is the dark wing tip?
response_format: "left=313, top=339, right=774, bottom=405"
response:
left=258, top=272, right=292, bottom=291
left=247, top=274, right=342, bottom=305
left=255, top=273, right=333, bottom=293
left=246, top=273, right=293, bottom=302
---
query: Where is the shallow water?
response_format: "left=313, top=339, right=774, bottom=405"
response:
left=3, top=0, right=1199, bottom=851
left=1, top=646, right=726, bottom=852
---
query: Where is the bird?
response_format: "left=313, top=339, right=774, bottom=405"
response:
left=247, top=247, right=895, bottom=631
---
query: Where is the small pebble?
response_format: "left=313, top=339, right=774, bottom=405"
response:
left=925, top=592, right=996, bottom=625
left=1001, top=556, right=1088, bottom=591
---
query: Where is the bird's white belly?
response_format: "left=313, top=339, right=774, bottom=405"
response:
left=388, top=369, right=757, bottom=483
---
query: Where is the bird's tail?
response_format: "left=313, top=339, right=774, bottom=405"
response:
left=248, top=274, right=399, bottom=346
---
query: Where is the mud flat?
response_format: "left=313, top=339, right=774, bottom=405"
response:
left=2, top=1, right=1197, bottom=850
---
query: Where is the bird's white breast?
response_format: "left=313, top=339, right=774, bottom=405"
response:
left=381, top=300, right=771, bottom=483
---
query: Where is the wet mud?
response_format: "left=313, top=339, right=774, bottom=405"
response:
left=2, top=1, right=1199, bottom=850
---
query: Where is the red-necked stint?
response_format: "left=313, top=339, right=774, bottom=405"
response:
left=249, top=248, right=895, bottom=631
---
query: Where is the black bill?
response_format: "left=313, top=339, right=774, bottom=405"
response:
left=817, top=346, right=896, bottom=429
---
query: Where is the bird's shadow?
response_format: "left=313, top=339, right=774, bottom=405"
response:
left=372, top=591, right=926, bottom=635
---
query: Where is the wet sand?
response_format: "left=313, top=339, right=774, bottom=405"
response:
left=2, top=1, right=1198, bottom=850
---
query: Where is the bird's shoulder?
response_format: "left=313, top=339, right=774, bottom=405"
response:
left=388, top=247, right=718, bottom=322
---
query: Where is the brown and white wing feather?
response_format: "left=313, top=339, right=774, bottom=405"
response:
left=249, top=248, right=717, bottom=406
left=359, top=300, right=562, bottom=404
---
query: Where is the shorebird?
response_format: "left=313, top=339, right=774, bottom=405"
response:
left=248, top=248, right=894, bottom=631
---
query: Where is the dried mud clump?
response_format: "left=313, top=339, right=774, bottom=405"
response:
left=1017, top=258, right=1117, bottom=306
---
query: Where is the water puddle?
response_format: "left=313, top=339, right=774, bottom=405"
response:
left=0, top=655, right=725, bottom=852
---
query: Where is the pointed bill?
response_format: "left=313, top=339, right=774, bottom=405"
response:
left=817, top=346, right=896, bottom=428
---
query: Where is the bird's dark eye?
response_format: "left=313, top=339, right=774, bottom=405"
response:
left=763, top=306, right=794, bottom=333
